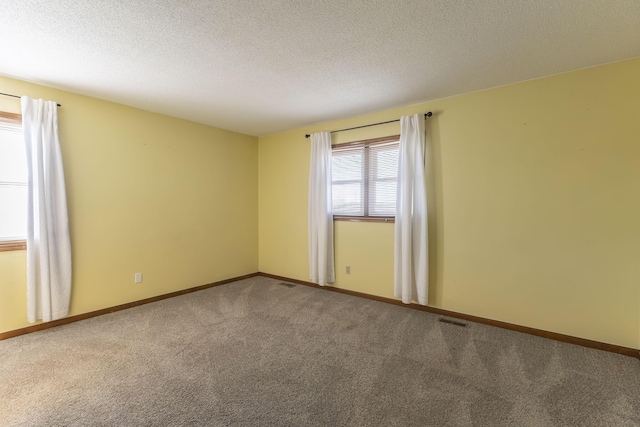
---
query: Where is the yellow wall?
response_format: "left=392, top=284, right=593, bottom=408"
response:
left=2, top=58, right=639, bottom=349
left=0, top=76, right=258, bottom=334
left=259, top=58, right=640, bottom=349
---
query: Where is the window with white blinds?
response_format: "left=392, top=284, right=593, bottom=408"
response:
left=331, top=135, right=399, bottom=219
left=0, top=115, right=27, bottom=242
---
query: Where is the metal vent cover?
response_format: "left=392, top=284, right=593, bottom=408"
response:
left=438, top=318, right=468, bottom=328
left=277, top=282, right=296, bottom=288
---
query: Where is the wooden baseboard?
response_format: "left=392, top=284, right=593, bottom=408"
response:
left=4, top=270, right=638, bottom=359
left=258, top=272, right=640, bottom=359
left=0, top=272, right=260, bottom=341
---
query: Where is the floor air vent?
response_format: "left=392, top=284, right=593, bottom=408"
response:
left=438, top=318, right=468, bottom=327
left=277, top=282, right=296, bottom=288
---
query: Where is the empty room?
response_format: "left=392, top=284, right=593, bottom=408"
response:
left=1, top=1, right=639, bottom=426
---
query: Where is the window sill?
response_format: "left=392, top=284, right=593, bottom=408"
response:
left=0, top=240, right=27, bottom=252
left=333, top=216, right=395, bottom=223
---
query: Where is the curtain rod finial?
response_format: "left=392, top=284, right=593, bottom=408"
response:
left=425, top=112, right=432, bottom=117
left=305, top=134, right=310, bottom=138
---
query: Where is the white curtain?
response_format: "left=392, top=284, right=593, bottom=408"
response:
left=308, top=131, right=335, bottom=286
left=394, top=114, right=428, bottom=305
left=22, top=96, right=72, bottom=323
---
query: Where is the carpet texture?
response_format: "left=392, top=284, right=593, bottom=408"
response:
left=1, top=276, right=639, bottom=426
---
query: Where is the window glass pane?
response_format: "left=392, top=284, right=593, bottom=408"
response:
left=0, top=126, right=27, bottom=183
left=331, top=139, right=398, bottom=218
left=332, top=182, right=364, bottom=216
left=368, top=143, right=398, bottom=216
left=332, top=148, right=363, bottom=182
left=369, top=180, right=396, bottom=216
left=0, top=185, right=27, bottom=239
left=332, top=147, right=364, bottom=215
left=370, top=146, right=398, bottom=180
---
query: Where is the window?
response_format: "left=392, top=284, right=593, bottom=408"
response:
left=331, top=135, right=399, bottom=222
left=0, top=112, right=27, bottom=251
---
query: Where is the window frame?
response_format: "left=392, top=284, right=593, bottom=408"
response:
left=0, top=111, right=26, bottom=252
left=331, top=135, right=399, bottom=223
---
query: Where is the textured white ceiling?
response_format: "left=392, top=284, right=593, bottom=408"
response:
left=1, top=0, right=639, bottom=136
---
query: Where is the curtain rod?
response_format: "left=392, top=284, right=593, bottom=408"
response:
left=0, top=92, right=61, bottom=107
left=305, top=112, right=432, bottom=139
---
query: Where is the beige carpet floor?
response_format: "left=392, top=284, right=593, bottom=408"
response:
left=1, top=276, right=639, bottom=426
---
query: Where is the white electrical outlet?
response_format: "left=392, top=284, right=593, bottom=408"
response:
left=135, top=273, right=143, bottom=283
left=346, top=266, right=351, bottom=274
